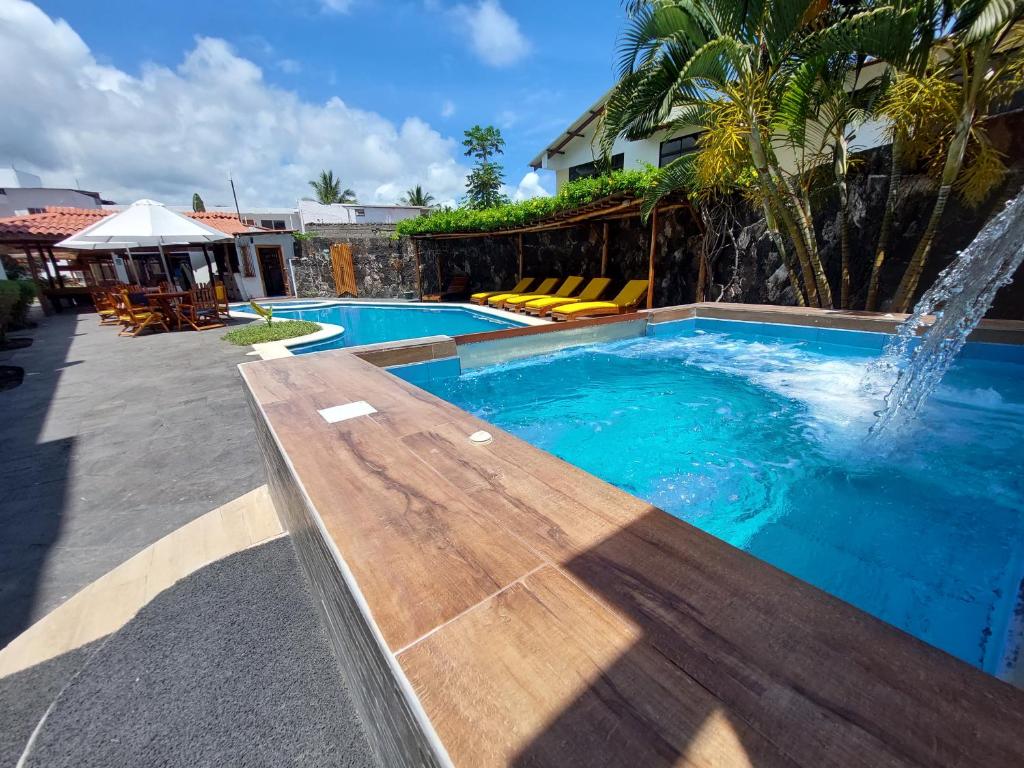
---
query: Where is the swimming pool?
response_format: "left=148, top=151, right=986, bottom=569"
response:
left=414, top=319, right=1024, bottom=674
left=264, top=302, right=527, bottom=353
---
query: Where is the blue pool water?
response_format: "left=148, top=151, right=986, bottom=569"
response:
left=266, top=302, right=524, bottom=353
left=419, top=324, right=1024, bottom=673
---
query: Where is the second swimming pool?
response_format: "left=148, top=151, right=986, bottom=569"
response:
left=264, top=301, right=527, bottom=353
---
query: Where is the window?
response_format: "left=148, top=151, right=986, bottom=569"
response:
left=242, top=217, right=255, bottom=226
left=259, top=219, right=287, bottom=230
left=27, top=207, right=45, bottom=214
left=659, top=134, right=702, bottom=167
left=354, top=208, right=365, bottom=217
left=568, top=153, right=624, bottom=182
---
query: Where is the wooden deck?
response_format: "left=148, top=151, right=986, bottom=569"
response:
left=241, top=346, right=1024, bottom=768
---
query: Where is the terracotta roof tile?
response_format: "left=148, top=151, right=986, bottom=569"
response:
left=0, top=206, right=270, bottom=242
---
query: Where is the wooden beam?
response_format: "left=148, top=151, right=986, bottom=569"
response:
left=37, top=245, right=56, bottom=290
left=516, top=233, right=523, bottom=282
left=22, top=246, right=52, bottom=315
left=647, top=207, right=658, bottom=309
left=435, top=249, right=442, bottom=293
left=600, top=221, right=609, bottom=277
left=413, top=239, right=423, bottom=299
left=46, top=247, right=65, bottom=289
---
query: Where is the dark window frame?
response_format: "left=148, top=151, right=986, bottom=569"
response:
left=659, top=133, right=703, bottom=167
left=568, top=153, right=624, bottom=182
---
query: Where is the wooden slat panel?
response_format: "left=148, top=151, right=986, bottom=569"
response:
left=330, top=242, right=357, bottom=296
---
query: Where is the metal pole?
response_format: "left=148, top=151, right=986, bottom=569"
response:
left=646, top=207, right=658, bottom=309
left=125, top=248, right=140, bottom=284
left=516, top=233, right=524, bottom=282
left=158, top=244, right=173, bottom=289
left=601, top=221, right=609, bottom=277
left=413, top=239, right=423, bottom=299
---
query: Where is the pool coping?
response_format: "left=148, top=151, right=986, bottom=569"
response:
left=231, top=299, right=545, bottom=360
left=240, top=301, right=1024, bottom=767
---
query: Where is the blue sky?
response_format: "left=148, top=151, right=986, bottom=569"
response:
left=2, top=1, right=630, bottom=207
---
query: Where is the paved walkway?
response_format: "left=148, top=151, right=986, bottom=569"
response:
left=0, top=309, right=264, bottom=648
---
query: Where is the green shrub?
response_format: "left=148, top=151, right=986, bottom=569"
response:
left=11, top=280, right=36, bottom=328
left=0, top=281, right=22, bottom=342
left=222, top=319, right=321, bottom=346
left=394, top=168, right=662, bottom=237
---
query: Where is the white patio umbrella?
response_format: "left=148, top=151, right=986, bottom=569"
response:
left=56, top=199, right=230, bottom=287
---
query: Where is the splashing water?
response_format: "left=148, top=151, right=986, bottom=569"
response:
left=865, top=194, right=1024, bottom=439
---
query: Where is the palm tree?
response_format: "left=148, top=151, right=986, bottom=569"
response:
left=888, top=0, right=1024, bottom=311
left=308, top=170, right=357, bottom=205
left=402, top=185, right=435, bottom=207
left=603, top=0, right=920, bottom=309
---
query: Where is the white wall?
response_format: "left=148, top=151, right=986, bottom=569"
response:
left=0, top=187, right=103, bottom=217
left=297, top=200, right=428, bottom=228
left=231, top=232, right=297, bottom=299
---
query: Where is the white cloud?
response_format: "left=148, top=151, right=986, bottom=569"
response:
left=276, top=58, right=302, bottom=74
left=511, top=171, right=550, bottom=202
left=0, top=1, right=470, bottom=208
left=319, top=0, right=355, bottom=13
left=441, top=99, right=456, bottom=118
left=454, top=1, right=530, bottom=67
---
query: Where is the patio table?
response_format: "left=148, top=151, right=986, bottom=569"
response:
left=147, top=291, right=190, bottom=330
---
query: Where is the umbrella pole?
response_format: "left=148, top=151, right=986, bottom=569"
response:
left=125, top=248, right=141, bottom=284
left=158, top=245, right=173, bottom=289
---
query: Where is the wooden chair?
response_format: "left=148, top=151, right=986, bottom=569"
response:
left=421, top=274, right=470, bottom=303
left=115, top=290, right=170, bottom=337
left=177, top=285, right=226, bottom=331
left=212, top=281, right=231, bottom=320
left=89, top=289, right=119, bottom=326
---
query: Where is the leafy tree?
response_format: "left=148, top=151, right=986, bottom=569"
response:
left=603, top=0, right=924, bottom=309
left=402, top=185, right=435, bottom=206
left=462, top=125, right=505, bottom=163
left=308, top=170, right=357, bottom=205
left=887, top=0, right=1024, bottom=311
left=462, top=125, right=509, bottom=209
left=192, top=193, right=206, bottom=212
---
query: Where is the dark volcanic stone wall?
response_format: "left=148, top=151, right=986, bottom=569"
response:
left=416, top=111, right=1023, bottom=317
left=294, top=224, right=417, bottom=299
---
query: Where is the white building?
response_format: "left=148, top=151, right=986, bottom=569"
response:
left=297, top=200, right=429, bottom=229
left=530, top=73, right=891, bottom=193
left=0, top=169, right=113, bottom=217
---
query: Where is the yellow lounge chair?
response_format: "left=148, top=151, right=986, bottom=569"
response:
left=470, top=277, right=534, bottom=305
left=523, top=277, right=611, bottom=317
left=498, top=276, right=583, bottom=311
left=487, top=277, right=558, bottom=307
left=550, top=280, right=650, bottom=321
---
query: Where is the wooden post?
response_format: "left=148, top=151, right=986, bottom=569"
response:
left=600, top=221, right=609, bottom=277
left=23, top=246, right=53, bottom=315
left=413, top=239, right=423, bottom=299
left=646, top=207, right=658, bottom=309
left=516, top=233, right=524, bottom=282
left=47, top=247, right=65, bottom=289
left=37, top=245, right=56, bottom=290
left=435, top=249, right=443, bottom=293
left=201, top=244, right=214, bottom=284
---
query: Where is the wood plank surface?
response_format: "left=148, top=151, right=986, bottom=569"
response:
left=241, top=347, right=1024, bottom=768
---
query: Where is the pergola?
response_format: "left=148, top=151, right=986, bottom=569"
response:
left=409, top=192, right=701, bottom=309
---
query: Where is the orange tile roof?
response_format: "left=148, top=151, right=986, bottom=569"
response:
left=0, top=206, right=269, bottom=242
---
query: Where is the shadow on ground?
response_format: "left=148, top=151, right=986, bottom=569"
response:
left=20, top=537, right=376, bottom=768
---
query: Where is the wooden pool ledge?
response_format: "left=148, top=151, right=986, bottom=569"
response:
left=240, top=322, right=1024, bottom=768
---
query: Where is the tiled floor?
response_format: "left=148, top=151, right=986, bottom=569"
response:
left=0, top=309, right=266, bottom=647
left=0, top=485, right=283, bottom=678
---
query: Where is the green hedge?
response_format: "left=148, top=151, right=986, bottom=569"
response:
left=394, top=168, right=662, bottom=237
left=223, top=319, right=322, bottom=346
left=0, top=280, right=35, bottom=340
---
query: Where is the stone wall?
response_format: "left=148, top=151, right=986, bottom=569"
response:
left=416, top=110, right=1024, bottom=318
left=293, top=224, right=418, bottom=299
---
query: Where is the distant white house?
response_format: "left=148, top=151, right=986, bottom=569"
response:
left=297, top=200, right=429, bottom=230
left=0, top=169, right=114, bottom=217
left=531, top=72, right=891, bottom=193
